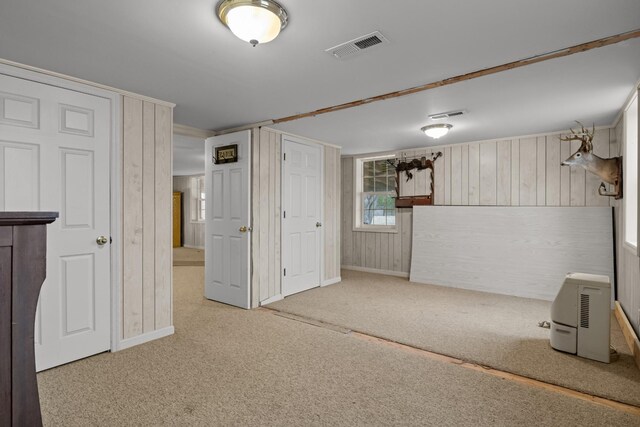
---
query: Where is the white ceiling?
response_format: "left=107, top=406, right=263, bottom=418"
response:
left=1, top=0, right=639, bottom=155
left=275, top=39, right=640, bottom=153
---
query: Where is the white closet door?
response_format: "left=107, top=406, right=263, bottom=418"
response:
left=282, top=137, right=322, bottom=297
left=0, top=73, right=111, bottom=371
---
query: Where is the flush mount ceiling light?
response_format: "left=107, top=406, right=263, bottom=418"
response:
left=217, top=0, right=288, bottom=47
left=421, top=123, right=452, bottom=139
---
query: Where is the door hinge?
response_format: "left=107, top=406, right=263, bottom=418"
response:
left=283, top=153, right=286, bottom=161
left=284, top=268, right=286, bottom=277
left=283, top=210, right=286, bottom=219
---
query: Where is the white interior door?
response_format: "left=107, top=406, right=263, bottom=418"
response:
left=205, top=131, right=251, bottom=309
left=282, top=137, right=322, bottom=297
left=0, top=73, right=111, bottom=371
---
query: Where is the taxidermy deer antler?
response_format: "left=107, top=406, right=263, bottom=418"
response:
left=394, top=152, right=442, bottom=181
left=560, top=121, right=594, bottom=151
left=560, top=121, right=622, bottom=199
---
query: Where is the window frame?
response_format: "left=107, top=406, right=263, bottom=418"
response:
left=623, top=88, right=639, bottom=255
left=190, top=175, right=206, bottom=224
left=353, top=154, right=398, bottom=233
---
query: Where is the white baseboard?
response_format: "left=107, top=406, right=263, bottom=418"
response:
left=114, top=326, right=175, bottom=352
left=341, top=265, right=409, bottom=278
left=322, top=277, right=341, bottom=287
left=260, top=294, right=284, bottom=305
left=183, top=244, right=205, bottom=250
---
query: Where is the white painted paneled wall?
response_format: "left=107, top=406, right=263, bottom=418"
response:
left=342, top=127, right=615, bottom=276
left=172, top=176, right=205, bottom=249
left=410, top=206, right=614, bottom=301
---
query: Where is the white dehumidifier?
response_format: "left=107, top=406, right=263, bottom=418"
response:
left=550, top=273, right=611, bottom=363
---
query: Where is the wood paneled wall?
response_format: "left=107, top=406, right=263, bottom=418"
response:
left=251, top=128, right=282, bottom=306
left=611, top=118, right=640, bottom=334
left=172, top=176, right=205, bottom=249
left=251, top=128, right=341, bottom=306
left=324, top=145, right=342, bottom=283
left=342, top=128, right=615, bottom=276
left=121, top=96, right=173, bottom=340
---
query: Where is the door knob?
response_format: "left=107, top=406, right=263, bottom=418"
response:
left=96, top=236, right=109, bottom=246
left=316, top=222, right=322, bottom=228
left=239, top=226, right=251, bottom=233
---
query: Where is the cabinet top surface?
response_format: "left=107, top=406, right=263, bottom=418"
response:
left=0, top=211, right=59, bottom=225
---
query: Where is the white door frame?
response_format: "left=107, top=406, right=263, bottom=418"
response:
left=280, top=134, right=324, bottom=296
left=0, top=62, right=124, bottom=351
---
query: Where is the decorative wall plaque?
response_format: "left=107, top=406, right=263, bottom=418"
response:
left=214, top=144, right=238, bottom=164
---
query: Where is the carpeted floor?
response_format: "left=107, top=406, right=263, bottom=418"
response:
left=268, top=269, right=640, bottom=408
left=173, top=247, right=205, bottom=266
left=37, top=267, right=638, bottom=426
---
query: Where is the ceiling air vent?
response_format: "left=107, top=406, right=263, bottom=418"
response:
left=428, top=110, right=466, bottom=120
left=325, top=31, right=389, bottom=59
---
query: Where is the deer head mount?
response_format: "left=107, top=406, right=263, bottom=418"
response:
left=560, top=121, right=623, bottom=199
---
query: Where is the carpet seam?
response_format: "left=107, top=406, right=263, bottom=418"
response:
left=270, top=311, right=352, bottom=334
left=261, top=306, right=640, bottom=417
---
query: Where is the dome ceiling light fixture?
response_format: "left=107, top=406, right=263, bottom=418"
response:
left=217, top=0, right=288, bottom=47
left=421, top=124, right=453, bottom=139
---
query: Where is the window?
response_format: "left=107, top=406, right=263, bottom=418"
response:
left=354, top=156, right=396, bottom=231
left=624, top=90, right=638, bottom=251
left=191, top=175, right=206, bottom=222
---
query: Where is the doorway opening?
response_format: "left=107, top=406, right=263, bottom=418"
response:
left=172, top=134, right=206, bottom=267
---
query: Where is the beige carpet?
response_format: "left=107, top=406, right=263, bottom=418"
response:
left=268, top=269, right=640, bottom=407
left=173, top=247, right=204, bottom=266
left=37, top=267, right=638, bottom=426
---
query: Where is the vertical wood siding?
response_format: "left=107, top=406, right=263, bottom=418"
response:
left=122, top=96, right=144, bottom=337
left=251, top=128, right=281, bottom=306
left=142, top=101, right=156, bottom=333
left=342, top=128, right=614, bottom=276
left=324, top=146, right=341, bottom=282
left=121, top=95, right=173, bottom=339
left=154, top=104, right=172, bottom=330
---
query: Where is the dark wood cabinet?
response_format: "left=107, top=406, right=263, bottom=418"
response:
left=0, top=212, right=58, bottom=426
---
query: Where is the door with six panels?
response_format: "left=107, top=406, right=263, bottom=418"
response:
left=0, top=73, right=111, bottom=371
left=282, top=137, right=322, bottom=297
